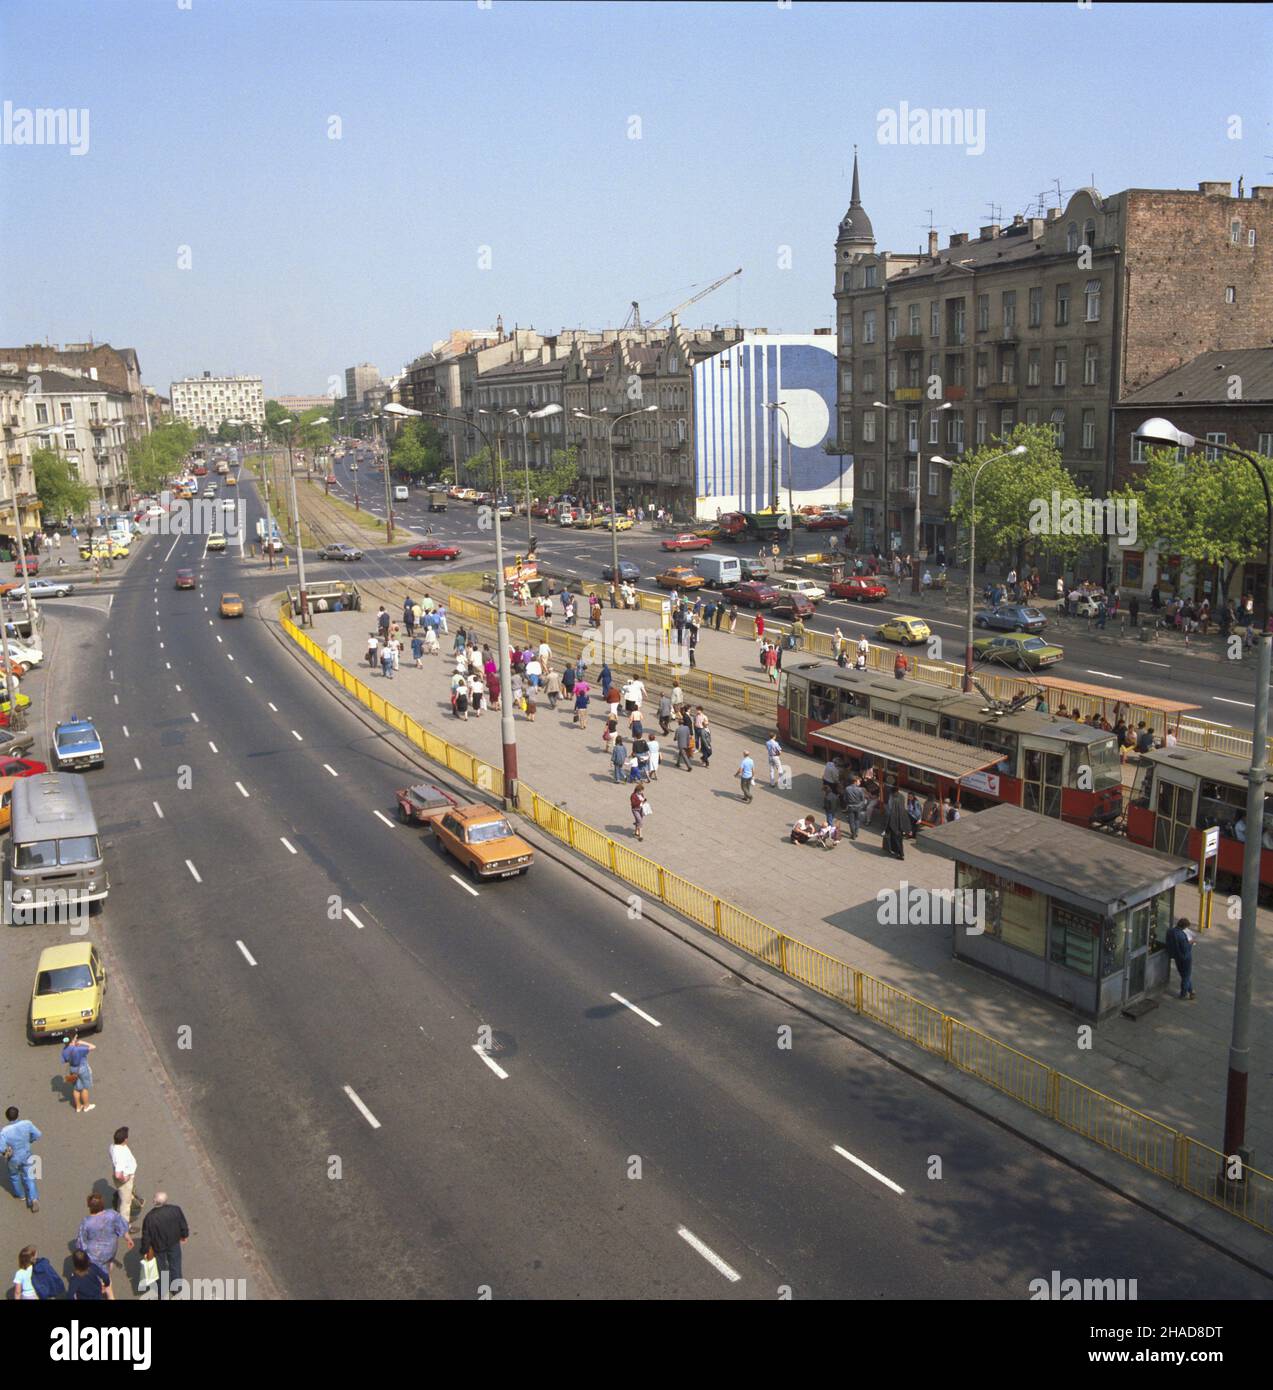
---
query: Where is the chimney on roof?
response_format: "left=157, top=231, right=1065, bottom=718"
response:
left=1251, top=186, right=1273, bottom=202
left=1045, top=208, right=1061, bottom=222
left=949, top=232, right=969, bottom=247
left=928, top=229, right=939, bottom=257
left=1198, top=180, right=1231, bottom=196
left=1011, top=213, right=1025, bottom=227
left=1028, top=217, right=1045, bottom=238
left=979, top=224, right=1001, bottom=240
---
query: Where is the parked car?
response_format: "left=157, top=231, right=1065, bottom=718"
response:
left=739, top=558, right=770, bottom=582
left=974, top=604, right=1047, bottom=633
left=394, top=780, right=460, bottom=826
left=52, top=716, right=105, bottom=770
left=721, top=581, right=779, bottom=608
left=433, top=804, right=534, bottom=881
left=12, top=579, right=75, bottom=599
left=0, top=755, right=47, bottom=779
left=325, top=474, right=338, bottom=485
left=656, top=565, right=706, bottom=590
left=804, top=512, right=852, bottom=530
left=875, top=615, right=932, bottom=645
left=973, top=633, right=1064, bottom=670
left=660, top=533, right=711, bottom=552
left=828, top=575, right=889, bottom=602
left=601, top=560, right=641, bottom=583
left=174, top=569, right=197, bottom=590
left=0, top=727, right=36, bottom=756
left=13, top=557, right=38, bottom=577
left=776, top=577, right=826, bottom=604
left=407, top=543, right=461, bottom=561
left=606, top=516, right=634, bottom=532
left=318, top=543, right=364, bottom=562
left=219, top=593, right=245, bottom=618
left=3, top=641, right=43, bottom=671
left=28, top=942, right=107, bottom=1042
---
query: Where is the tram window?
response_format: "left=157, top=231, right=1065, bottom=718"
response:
left=1197, top=779, right=1245, bottom=837
left=809, top=682, right=839, bottom=724
left=941, top=715, right=980, bottom=747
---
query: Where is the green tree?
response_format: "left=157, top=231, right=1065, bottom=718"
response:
left=1110, top=446, right=1271, bottom=603
left=127, top=419, right=194, bottom=495
left=390, top=419, right=445, bottom=480
left=32, top=448, right=92, bottom=520
left=947, top=423, right=1091, bottom=574
left=537, top=445, right=578, bottom=502
left=298, top=406, right=332, bottom=457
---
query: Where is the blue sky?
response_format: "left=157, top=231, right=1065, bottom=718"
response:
left=2, top=0, right=1269, bottom=397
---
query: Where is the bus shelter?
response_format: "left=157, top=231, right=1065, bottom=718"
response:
left=921, top=803, right=1196, bottom=1019
left=1028, top=676, right=1199, bottom=737
left=810, top=718, right=1002, bottom=821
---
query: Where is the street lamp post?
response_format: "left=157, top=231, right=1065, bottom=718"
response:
left=278, top=415, right=329, bottom=626
left=935, top=445, right=1026, bottom=692
left=382, top=402, right=423, bottom=544
left=1134, top=418, right=1270, bottom=1172
left=875, top=399, right=952, bottom=591
left=765, top=401, right=796, bottom=555
left=508, top=403, right=563, bottom=551
left=574, top=404, right=657, bottom=583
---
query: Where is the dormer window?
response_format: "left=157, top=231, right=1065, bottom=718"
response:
left=1066, top=223, right=1079, bottom=254
left=863, top=264, right=877, bottom=289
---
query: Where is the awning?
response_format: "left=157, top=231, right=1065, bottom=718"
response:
left=810, top=717, right=1003, bottom=781
left=1029, top=675, right=1199, bottom=716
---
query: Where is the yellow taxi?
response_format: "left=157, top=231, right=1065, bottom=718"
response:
left=433, top=804, right=534, bottom=882
left=79, top=540, right=130, bottom=560
left=656, top=564, right=706, bottom=590
left=0, top=775, right=17, bottom=832
left=219, top=592, right=245, bottom=618
left=29, top=942, right=106, bottom=1041
left=875, top=614, right=932, bottom=645
left=224, top=474, right=238, bottom=487
left=607, top=516, right=634, bottom=532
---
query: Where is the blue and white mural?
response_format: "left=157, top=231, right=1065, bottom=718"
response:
left=693, top=334, right=847, bottom=518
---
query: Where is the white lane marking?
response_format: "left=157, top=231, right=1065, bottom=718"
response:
left=450, top=873, right=479, bottom=896
left=208, top=741, right=219, bottom=753
left=163, top=535, right=180, bottom=563
left=109, top=670, right=114, bottom=681
left=344, top=1085, right=381, bottom=1129
left=244, top=675, right=253, bottom=684
left=291, top=729, right=303, bottom=742
left=471, top=1044, right=509, bottom=1079
left=832, top=1144, right=906, bottom=1194
left=159, top=641, right=165, bottom=648
left=677, top=1227, right=741, bottom=1282
left=175, top=684, right=182, bottom=692
left=235, top=781, right=250, bottom=798
left=1138, top=660, right=1171, bottom=669
left=122, top=725, right=129, bottom=737
left=113, top=694, right=119, bottom=704
left=1215, top=696, right=1255, bottom=708
left=268, top=702, right=278, bottom=712
left=342, top=907, right=366, bottom=930
left=216, top=635, right=223, bottom=644
left=204, top=606, right=208, bottom=612
left=1085, top=669, right=1123, bottom=681
left=610, top=992, right=662, bottom=1027
left=236, top=940, right=257, bottom=967
left=133, top=757, right=142, bottom=771
left=322, top=763, right=338, bottom=777
left=185, top=859, right=202, bottom=883
left=373, top=809, right=396, bottom=828
left=227, top=653, right=235, bottom=662
left=190, top=711, right=200, bottom=722
left=165, top=662, right=171, bottom=670
left=152, top=801, right=164, bottom=819
left=156, top=624, right=161, bottom=631
left=280, top=837, right=297, bottom=854
left=108, top=649, right=112, bottom=656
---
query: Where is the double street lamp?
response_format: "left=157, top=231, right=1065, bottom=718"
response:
left=933, top=444, right=1027, bottom=692
left=276, top=414, right=330, bottom=625
left=507, top=403, right=563, bottom=550
left=381, top=402, right=421, bottom=543
left=1134, top=416, right=1270, bottom=1172
left=572, top=404, right=657, bottom=584
left=764, top=401, right=795, bottom=556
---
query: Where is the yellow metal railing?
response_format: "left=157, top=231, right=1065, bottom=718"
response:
left=280, top=605, right=1273, bottom=1237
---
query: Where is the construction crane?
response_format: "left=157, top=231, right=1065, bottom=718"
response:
left=625, top=267, right=742, bottom=332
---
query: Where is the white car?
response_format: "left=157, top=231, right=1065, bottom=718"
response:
left=206, top=533, right=227, bottom=552
left=778, top=577, right=827, bottom=603
left=11, top=579, right=74, bottom=599
left=4, top=641, right=43, bottom=669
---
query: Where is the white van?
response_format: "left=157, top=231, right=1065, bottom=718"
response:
left=692, top=553, right=742, bottom=587
left=393, top=485, right=410, bottom=501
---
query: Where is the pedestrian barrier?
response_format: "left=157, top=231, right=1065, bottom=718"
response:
left=281, top=604, right=1273, bottom=1236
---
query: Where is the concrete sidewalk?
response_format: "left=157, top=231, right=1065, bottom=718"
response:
left=310, top=598, right=1273, bottom=1177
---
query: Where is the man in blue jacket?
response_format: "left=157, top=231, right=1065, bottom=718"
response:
left=1, top=1106, right=42, bottom=1211
left=1165, top=917, right=1196, bottom=1000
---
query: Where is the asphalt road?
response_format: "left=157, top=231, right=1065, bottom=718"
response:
left=77, top=461, right=1271, bottom=1298
left=321, top=453, right=1266, bottom=731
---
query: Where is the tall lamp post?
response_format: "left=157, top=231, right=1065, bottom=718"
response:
left=1134, top=418, right=1270, bottom=1171
left=277, top=414, right=330, bottom=625
left=574, top=404, right=657, bottom=583
left=381, top=402, right=422, bottom=544
left=934, top=444, right=1026, bottom=692
left=875, top=399, right=952, bottom=591
left=508, top=403, right=563, bottom=550
left=765, top=401, right=796, bottom=555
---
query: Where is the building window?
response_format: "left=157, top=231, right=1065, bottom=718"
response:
left=928, top=413, right=940, bottom=446
left=840, top=316, right=852, bottom=347
left=999, top=349, right=1016, bottom=385
left=887, top=410, right=898, bottom=443
left=1002, top=291, right=1016, bottom=332
left=1000, top=409, right=1015, bottom=435
left=1054, top=347, right=1068, bottom=387
left=928, top=464, right=940, bottom=496
left=1205, top=432, right=1227, bottom=462
left=950, top=300, right=966, bottom=344
left=949, top=354, right=966, bottom=387
left=1083, top=344, right=1100, bottom=386
left=906, top=410, right=919, bottom=450
left=861, top=466, right=875, bottom=491
left=975, top=352, right=988, bottom=388
left=975, top=410, right=987, bottom=445
left=862, top=411, right=876, bottom=443
left=35, top=403, right=48, bottom=424
left=1258, top=433, right=1273, bottom=457
left=862, top=310, right=876, bottom=344
left=928, top=353, right=939, bottom=380
left=60, top=401, right=73, bottom=422
left=1083, top=219, right=1095, bottom=249
left=1056, top=284, right=1070, bottom=326
left=841, top=416, right=853, bottom=447
left=1225, top=285, right=1237, bottom=304
left=1025, top=407, right=1040, bottom=427
left=1081, top=409, right=1096, bottom=450
left=930, top=301, right=940, bottom=338
left=1084, top=278, right=1102, bottom=322
left=977, top=294, right=990, bottom=332
left=864, top=264, right=877, bottom=289
left=1026, top=349, right=1041, bottom=386
left=1250, top=228, right=1258, bottom=248
left=1051, top=408, right=1066, bottom=448
left=1066, top=223, right=1079, bottom=254
left=906, top=353, right=922, bottom=389
left=887, top=307, right=898, bottom=341
left=948, top=413, right=965, bottom=451
left=64, top=432, right=76, bottom=450
left=1231, top=219, right=1242, bottom=245
left=888, top=360, right=899, bottom=392
left=908, top=304, right=921, bottom=336
left=863, top=363, right=875, bottom=393
left=1028, top=287, right=1042, bottom=327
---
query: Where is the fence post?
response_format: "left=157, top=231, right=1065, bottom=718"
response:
left=853, top=970, right=863, bottom=1013
left=607, top=838, right=617, bottom=873
left=1047, top=1068, right=1061, bottom=1121
left=942, top=1014, right=954, bottom=1063
left=779, top=934, right=789, bottom=976
left=657, top=866, right=666, bottom=902
left=712, top=897, right=722, bottom=935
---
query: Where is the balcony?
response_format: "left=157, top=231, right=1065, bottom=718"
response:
left=893, top=387, right=923, bottom=402
left=985, top=383, right=1018, bottom=401
left=998, top=326, right=1019, bottom=343
left=894, top=334, right=923, bottom=351
left=943, top=386, right=967, bottom=402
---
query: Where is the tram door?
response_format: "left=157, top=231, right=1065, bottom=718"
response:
left=1152, top=774, right=1195, bottom=856
left=1021, top=742, right=1063, bottom=818
left=787, top=678, right=808, bottom=746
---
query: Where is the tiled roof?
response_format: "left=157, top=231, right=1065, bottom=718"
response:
left=1119, top=348, right=1273, bottom=406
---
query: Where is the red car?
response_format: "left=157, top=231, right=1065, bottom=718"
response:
left=531, top=504, right=553, bottom=518
left=0, top=755, right=46, bottom=778
left=721, top=581, right=779, bottom=608
left=13, top=558, right=37, bottom=577
left=805, top=512, right=852, bottom=530
left=407, top=543, right=462, bottom=561
left=660, top=533, right=711, bottom=552
left=324, top=473, right=338, bottom=485
left=192, top=465, right=208, bottom=476
left=828, top=575, right=889, bottom=602
left=174, top=568, right=197, bottom=590
left=771, top=593, right=817, bottom=620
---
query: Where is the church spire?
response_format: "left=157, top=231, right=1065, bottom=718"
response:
left=837, top=145, right=875, bottom=249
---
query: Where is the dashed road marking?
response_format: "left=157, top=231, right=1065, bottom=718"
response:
left=122, top=725, right=129, bottom=737
left=342, top=907, right=366, bottom=930
left=186, top=860, right=202, bottom=883
left=610, top=993, right=662, bottom=1027
left=191, top=712, right=200, bottom=723
left=450, top=873, right=479, bottom=896
left=244, top=675, right=253, bottom=684
left=268, top=702, right=278, bottom=712
left=291, top=729, right=303, bottom=742
left=373, top=809, right=396, bottom=828
left=236, top=940, right=257, bottom=967
left=323, top=763, right=338, bottom=777
left=677, top=1227, right=741, bottom=1282
left=832, top=1144, right=906, bottom=1194
left=471, top=1044, right=508, bottom=1080
left=208, top=741, right=219, bottom=753
left=152, top=801, right=164, bottom=819
left=133, top=757, right=142, bottom=771
left=235, top=781, right=250, bottom=798
left=343, top=1085, right=381, bottom=1129
left=280, top=837, right=297, bottom=854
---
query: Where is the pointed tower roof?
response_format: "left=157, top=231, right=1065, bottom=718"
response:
left=837, top=148, right=875, bottom=248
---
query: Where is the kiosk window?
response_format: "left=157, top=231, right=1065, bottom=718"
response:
left=1049, top=903, right=1101, bottom=976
